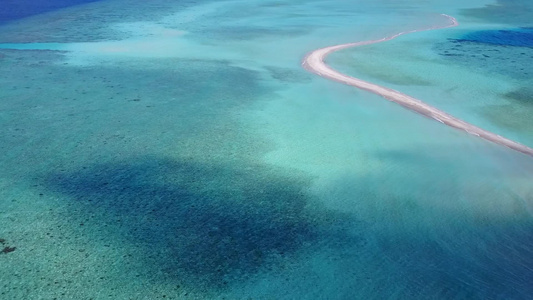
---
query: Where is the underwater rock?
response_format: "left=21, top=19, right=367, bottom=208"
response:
left=1, top=246, right=16, bottom=254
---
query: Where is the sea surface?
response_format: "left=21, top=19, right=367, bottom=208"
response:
left=0, top=0, right=532, bottom=299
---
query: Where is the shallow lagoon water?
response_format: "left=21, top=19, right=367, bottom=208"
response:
left=1, top=0, right=532, bottom=299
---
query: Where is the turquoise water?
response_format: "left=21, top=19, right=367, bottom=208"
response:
left=1, top=0, right=532, bottom=299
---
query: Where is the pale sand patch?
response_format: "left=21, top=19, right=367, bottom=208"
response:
left=303, top=14, right=533, bottom=157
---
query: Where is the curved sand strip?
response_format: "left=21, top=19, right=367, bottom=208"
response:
left=303, top=14, right=533, bottom=157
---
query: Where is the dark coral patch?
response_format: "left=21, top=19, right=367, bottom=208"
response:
left=43, top=157, right=361, bottom=291
left=454, top=28, right=533, bottom=47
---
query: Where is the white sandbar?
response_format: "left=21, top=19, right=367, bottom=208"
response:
left=303, top=14, right=533, bottom=157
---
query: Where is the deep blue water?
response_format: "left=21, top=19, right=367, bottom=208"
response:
left=0, top=0, right=100, bottom=24
left=457, top=28, right=533, bottom=47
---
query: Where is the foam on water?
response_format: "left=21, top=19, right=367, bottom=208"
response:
left=1, top=0, right=532, bottom=299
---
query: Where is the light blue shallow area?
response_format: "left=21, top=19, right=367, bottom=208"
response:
left=0, top=0, right=532, bottom=299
